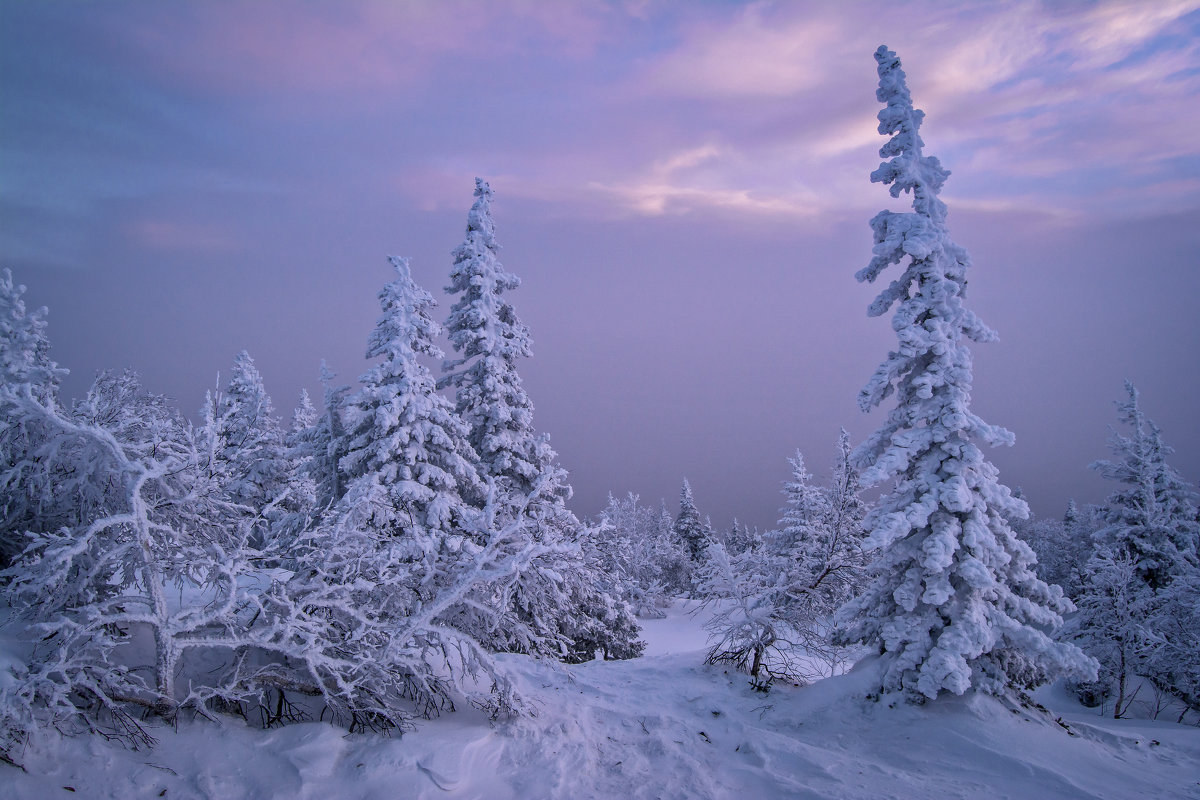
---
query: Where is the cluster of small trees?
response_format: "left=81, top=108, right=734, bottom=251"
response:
left=0, top=181, right=642, bottom=759
left=698, top=431, right=868, bottom=688
left=1018, top=385, right=1200, bottom=720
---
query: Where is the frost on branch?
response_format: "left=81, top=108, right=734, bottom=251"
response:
left=0, top=271, right=556, bottom=760
left=832, top=47, right=1095, bottom=700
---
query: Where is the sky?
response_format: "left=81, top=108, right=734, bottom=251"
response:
left=2, top=0, right=1198, bottom=533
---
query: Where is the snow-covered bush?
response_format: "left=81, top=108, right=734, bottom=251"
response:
left=702, top=435, right=868, bottom=688
left=1, top=367, right=257, bottom=753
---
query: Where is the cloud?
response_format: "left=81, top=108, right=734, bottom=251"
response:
left=643, top=5, right=848, bottom=97
left=124, top=218, right=235, bottom=252
left=118, top=0, right=621, bottom=97
left=607, top=0, right=1200, bottom=220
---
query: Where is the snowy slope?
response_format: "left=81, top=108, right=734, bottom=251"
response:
left=5, top=601, right=1198, bottom=799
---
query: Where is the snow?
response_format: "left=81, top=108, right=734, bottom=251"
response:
left=5, top=601, right=1198, bottom=799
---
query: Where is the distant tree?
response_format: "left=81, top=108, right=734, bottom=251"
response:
left=771, top=451, right=834, bottom=603
left=201, top=351, right=288, bottom=549
left=832, top=46, right=1095, bottom=700
left=772, top=433, right=869, bottom=616
left=654, top=501, right=693, bottom=595
left=593, top=492, right=691, bottom=616
left=820, top=429, right=870, bottom=604
left=1074, top=383, right=1200, bottom=717
left=312, top=361, right=351, bottom=511
left=674, top=478, right=712, bottom=565
left=721, top=518, right=758, bottom=557
left=0, top=269, right=67, bottom=569
left=1089, top=383, right=1198, bottom=590
left=1019, top=500, right=1100, bottom=601
left=703, top=436, right=868, bottom=688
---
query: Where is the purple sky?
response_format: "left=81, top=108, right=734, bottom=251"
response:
left=3, top=1, right=1198, bottom=533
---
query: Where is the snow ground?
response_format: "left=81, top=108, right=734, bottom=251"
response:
left=5, top=601, right=1198, bottom=799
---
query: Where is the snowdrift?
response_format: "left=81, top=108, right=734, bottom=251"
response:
left=5, top=601, right=1197, bottom=799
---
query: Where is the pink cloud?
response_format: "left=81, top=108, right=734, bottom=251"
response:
left=119, top=1, right=619, bottom=97
left=126, top=218, right=235, bottom=251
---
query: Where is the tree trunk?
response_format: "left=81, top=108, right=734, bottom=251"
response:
left=750, top=645, right=764, bottom=679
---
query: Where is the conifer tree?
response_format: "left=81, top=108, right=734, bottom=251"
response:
left=313, top=361, right=350, bottom=510
left=441, top=178, right=563, bottom=506
left=202, top=351, right=288, bottom=548
left=833, top=46, right=1094, bottom=699
left=674, top=478, right=710, bottom=564
left=1075, top=383, right=1200, bottom=716
left=1088, top=383, right=1198, bottom=589
left=0, top=270, right=67, bottom=568
left=340, top=256, right=484, bottom=541
left=266, top=390, right=320, bottom=557
left=440, top=180, right=641, bottom=661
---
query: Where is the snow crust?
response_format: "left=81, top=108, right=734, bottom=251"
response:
left=4, top=601, right=1197, bottom=800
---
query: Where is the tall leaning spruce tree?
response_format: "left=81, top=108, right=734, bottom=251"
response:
left=833, top=47, right=1094, bottom=700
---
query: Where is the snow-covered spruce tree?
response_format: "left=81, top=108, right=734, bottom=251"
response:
left=440, top=179, right=642, bottom=662
left=266, top=390, right=320, bottom=559
left=674, top=478, right=712, bottom=568
left=441, top=178, right=560, bottom=506
left=1074, top=383, right=1200, bottom=716
left=340, top=256, right=484, bottom=536
left=0, top=270, right=67, bottom=569
left=201, top=351, right=288, bottom=550
left=832, top=47, right=1094, bottom=700
left=1089, top=383, right=1198, bottom=591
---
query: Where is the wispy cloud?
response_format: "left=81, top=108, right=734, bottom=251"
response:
left=604, top=0, right=1200, bottom=220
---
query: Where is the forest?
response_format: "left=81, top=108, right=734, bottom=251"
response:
left=1, top=44, right=1197, bottom=796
